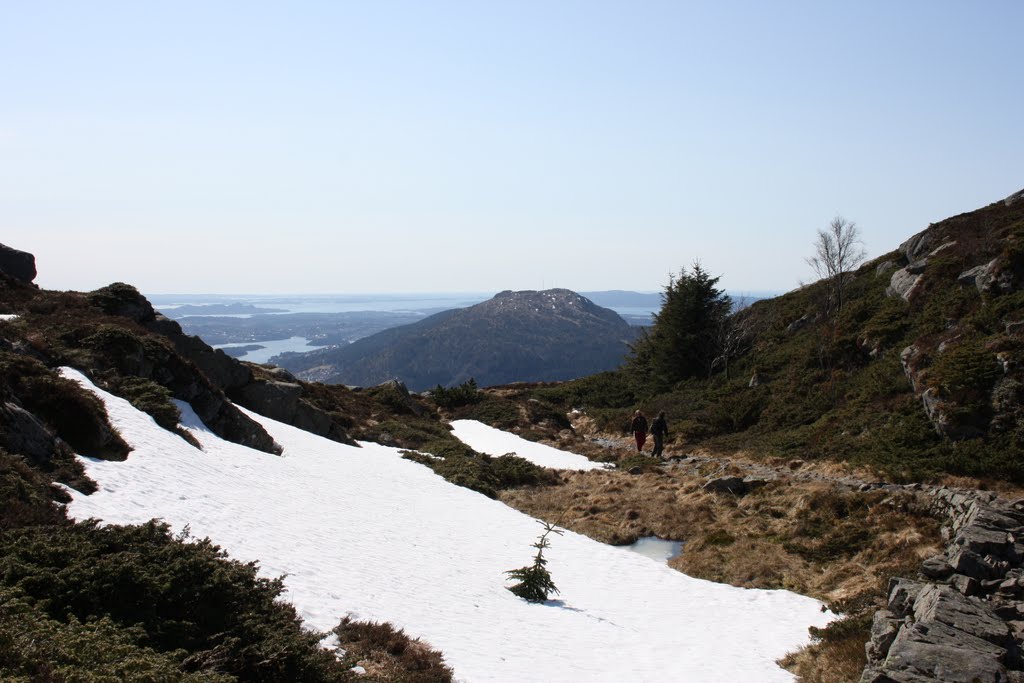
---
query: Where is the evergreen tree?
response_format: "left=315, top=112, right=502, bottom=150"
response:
left=628, top=262, right=732, bottom=389
left=505, top=521, right=563, bottom=603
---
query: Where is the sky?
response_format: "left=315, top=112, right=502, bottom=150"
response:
left=2, top=1, right=1022, bottom=295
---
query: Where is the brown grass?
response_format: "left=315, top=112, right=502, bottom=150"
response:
left=333, top=617, right=453, bottom=683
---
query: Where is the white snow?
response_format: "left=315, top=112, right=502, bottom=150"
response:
left=0, top=313, right=19, bottom=321
left=62, top=368, right=833, bottom=682
left=450, top=419, right=607, bottom=471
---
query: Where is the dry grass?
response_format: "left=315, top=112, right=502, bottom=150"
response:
left=501, top=468, right=939, bottom=601
left=333, top=617, right=453, bottom=683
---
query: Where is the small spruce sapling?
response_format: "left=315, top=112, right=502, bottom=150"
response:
left=505, top=520, right=564, bottom=603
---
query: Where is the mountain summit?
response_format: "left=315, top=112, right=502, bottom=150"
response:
left=275, top=288, right=639, bottom=390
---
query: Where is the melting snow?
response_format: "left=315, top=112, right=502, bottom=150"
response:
left=62, top=367, right=833, bottom=682
left=450, top=419, right=607, bottom=471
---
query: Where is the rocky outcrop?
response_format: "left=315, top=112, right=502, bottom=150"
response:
left=887, top=268, right=923, bottom=302
left=0, top=244, right=37, bottom=284
left=860, top=490, right=1024, bottom=682
left=89, top=283, right=357, bottom=447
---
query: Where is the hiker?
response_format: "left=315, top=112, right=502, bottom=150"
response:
left=649, top=411, right=669, bottom=458
left=629, top=410, right=648, bottom=452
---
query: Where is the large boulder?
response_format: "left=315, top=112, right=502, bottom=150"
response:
left=0, top=244, right=36, bottom=283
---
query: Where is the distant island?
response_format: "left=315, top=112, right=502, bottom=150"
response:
left=161, top=303, right=289, bottom=317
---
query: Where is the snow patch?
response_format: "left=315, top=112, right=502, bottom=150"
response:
left=450, top=419, right=607, bottom=471
left=61, top=367, right=833, bottom=682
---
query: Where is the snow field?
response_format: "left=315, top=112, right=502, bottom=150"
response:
left=63, top=368, right=833, bottom=682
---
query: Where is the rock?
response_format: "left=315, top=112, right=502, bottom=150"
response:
left=748, top=372, right=762, bottom=387
left=929, top=241, right=958, bottom=257
left=959, top=263, right=989, bottom=288
left=954, top=525, right=1014, bottom=558
left=888, top=579, right=926, bottom=618
left=921, top=555, right=954, bottom=580
left=1007, top=321, right=1024, bottom=337
left=913, top=584, right=1012, bottom=648
left=865, top=610, right=902, bottom=661
left=950, top=574, right=979, bottom=597
left=0, top=401, right=63, bottom=466
left=948, top=546, right=1006, bottom=581
left=1005, top=188, right=1024, bottom=207
left=0, top=244, right=36, bottom=283
left=876, top=260, right=899, bottom=277
left=881, top=619, right=1008, bottom=683
left=887, top=268, right=922, bottom=301
left=899, top=229, right=935, bottom=264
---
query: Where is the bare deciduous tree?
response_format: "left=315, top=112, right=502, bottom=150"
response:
left=806, top=216, right=866, bottom=315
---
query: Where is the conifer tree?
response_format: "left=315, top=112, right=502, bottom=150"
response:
left=505, top=521, right=564, bottom=603
left=628, top=262, right=732, bottom=390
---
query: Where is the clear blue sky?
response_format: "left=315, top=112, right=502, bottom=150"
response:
left=2, top=1, right=1021, bottom=294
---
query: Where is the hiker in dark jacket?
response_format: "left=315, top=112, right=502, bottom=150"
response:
left=649, top=411, right=669, bottom=458
left=630, top=410, right=648, bottom=452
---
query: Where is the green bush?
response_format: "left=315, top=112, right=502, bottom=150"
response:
left=0, top=521, right=348, bottom=682
left=462, top=397, right=521, bottom=429
left=430, top=379, right=482, bottom=409
left=105, top=375, right=181, bottom=432
left=0, top=587, right=232, bottom=683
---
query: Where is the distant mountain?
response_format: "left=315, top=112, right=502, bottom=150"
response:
left=273, top=289, right=640, bottom=390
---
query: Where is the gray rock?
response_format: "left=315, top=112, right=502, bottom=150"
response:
left=866, top=609, right=902, bottom=661
left=1007, top=321, right=1024, bottom=336
left=921, top=555, right=954, bottom=580
left=949, top=546, right=1005, bottom=580
left=954, top=525, right=1014, bottom=558
left=889, top=579, right=926, bottom=618
left=0, top=401, right=62, bottom=465
left=905, top=260, right=929, bottom=275
left=899, top=229, right=935, bottom=264
left=887, top=268, right=922, bottom=301
left=950, top=574, right=979, bottom=596
left=876, top=260, right=899, bottom=277
left=962, top=504, right=1024, bottom=532
left=1005, top=188, right=1024, bottom=207
left=0, top=243, right=37, bottom=283
left=913, top=584, right=1012, bottom=648
left=882, top=619, right=1008, bottom=682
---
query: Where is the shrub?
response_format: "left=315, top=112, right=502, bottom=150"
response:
left=0, top=587, right=232, bottom=683
left=462, top=397, right=521, bottom=429
left=0, top=521, right=348, bottom=682
left=430, top=379, right=482, bottom=409
left=105, top=375, right=181, bottom=432
left=333, top=617, right=453, bottom=682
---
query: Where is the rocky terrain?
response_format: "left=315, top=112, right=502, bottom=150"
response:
left=274, top=289, right=640, bottom=390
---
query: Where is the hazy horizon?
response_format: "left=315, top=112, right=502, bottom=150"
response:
left=3, top=2, right=1021, bottom=295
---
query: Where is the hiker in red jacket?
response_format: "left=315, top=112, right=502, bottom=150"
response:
left=630, top=410, right=648, bottom=452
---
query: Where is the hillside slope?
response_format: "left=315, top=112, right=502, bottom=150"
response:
left=275, top=289, right=640, bottom=391
left=497, top=188, right=1024, bottom=482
